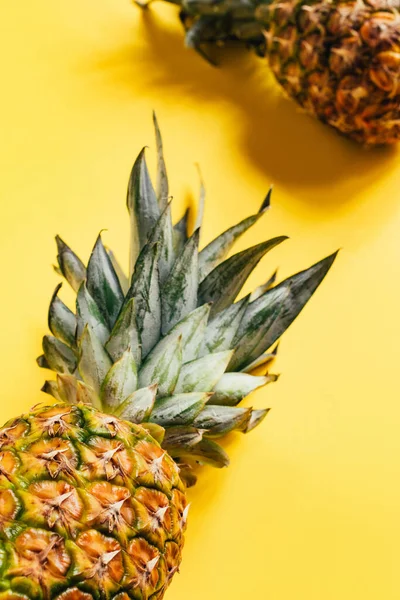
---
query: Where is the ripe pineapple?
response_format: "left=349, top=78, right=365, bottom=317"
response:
left=143, top=0, right=400, bottom=144
left=0, top=117, right=336, bottom=600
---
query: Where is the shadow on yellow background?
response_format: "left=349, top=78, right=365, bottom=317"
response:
left=94, top=6, right=398, bottom=207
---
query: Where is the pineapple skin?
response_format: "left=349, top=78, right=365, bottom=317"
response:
left=177, top=0, right=400, bottom=144
left=0, top=403, right=187, bottom=600
left=261, top=0, right=400, bottom=145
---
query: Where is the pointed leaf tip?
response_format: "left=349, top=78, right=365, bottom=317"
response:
left=127, top=146, right=160, bottom=271
left=259, top=187, right=273, bottom=213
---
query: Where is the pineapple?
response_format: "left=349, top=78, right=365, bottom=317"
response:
left=0, top=117, right=336, bottom=600
left=142, top=0, right=400, bottom=145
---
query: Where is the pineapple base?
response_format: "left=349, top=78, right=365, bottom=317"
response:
left=0, top=403, right=188, bottom=600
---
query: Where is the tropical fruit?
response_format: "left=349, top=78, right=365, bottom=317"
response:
left=142, top=0, right=400, bottom=144
left=0, top=117, right=336, bottom=600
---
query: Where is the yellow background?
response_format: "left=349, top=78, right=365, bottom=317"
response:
left=0, top=2, right=399, bottom=598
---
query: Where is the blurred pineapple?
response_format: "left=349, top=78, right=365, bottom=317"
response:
left=143, top=0, right=400, bottom=144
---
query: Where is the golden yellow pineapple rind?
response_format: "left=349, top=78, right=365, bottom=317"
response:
left=0, top=403, right=187, bottom=600
left=171, top=0, right=400, bottom=144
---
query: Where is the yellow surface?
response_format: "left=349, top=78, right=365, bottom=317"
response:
left=0, top=2, right=399, bottom=598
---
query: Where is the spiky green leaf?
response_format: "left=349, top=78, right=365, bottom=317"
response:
left=127, top=147, right=160, bottom=271
left=173, top=208, right=190, bottom=254
left=78, top=326, right=111, bottom=402
left=48, top=284, right=77, bottom=348
left=245, top=408, right=270, bottom=433
left=150, top=392, right=210, bottom=426
left=42, top=335, right=77, bottom=375
left=76, top=380, right=99, bottom=407
left=198, top=237, right=287, bottom=316
left=174, top=350, right=233, bottom=394
left=117, top=384, right=157, bottom=423
left=153, top=112, right=169, bottom=209
left=166, top=304, right=211, bottom=363
left=199, top=296, right=248, bottom=357
left=86, top=235, right=124, bottom=329
left=147, top=203, right=174, bottom=285
left=231, top=252, right=338, bottom=370
left=101, top=349, right=138, bottom=411
left=212, top=372, right=275, bottom=406
left=126, top=243, right=161, bottom=358
left=193, top=405, right=251, bottom=436
left=56, top=374, right=78, bottom=405
left=161, top=229, right=199, bottom=335
left=37, top=355, right=50, bottom=369
left=106, top=248, right=129, bottom=295
left=162, top=426, right=203, bottom=453
left=166, top=434, right=229, bottom=468
left=56, top=236, right=86, bottom=293
left=105, top=298, right=141, bottom=366
left=76, top=283, right=110, bottom=346
left=198, top=194, right=270, bottom=281
left=228, top=285, right=288, bottom=372
left=138, top=332, right=182, bottom=397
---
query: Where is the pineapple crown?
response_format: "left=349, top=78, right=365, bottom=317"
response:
left=37, top=115, right=337, bottom=485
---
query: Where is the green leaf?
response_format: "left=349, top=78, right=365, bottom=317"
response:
left=127, top=147, right=160, bottom=272
left=162, top=426, right=203, bottom=453
left=173, top=208, right=190, bottom=254
left=211, top=372, right=275, bottom=406
left=228, top=285, right=288, bottom=372
left=161, top=229, right=199, bottom=335
left=255, top=252, right=338, bottom=351
left=199, top=296, right=248, bottom=357
left=166, top=435, right=229, bottom=468
left=86, top=235, right=124, bottom=329
left=231, top=252, right=338, bottom=371
left=101, top=349, right=138, bottom=411
left=55, top=236, right=86, bottom=292
left=193, top=405, right=251, bottom=436
left=174, top=350, right=233, bottom=394
left=147, top=203, right=174, bottom=285
left=198, top=236, right=287, bottom=317
left=56, top=374, right=78, bottom=404
left=105, top=298, right=141, bottom=366
left=78, top=326, right=112, bottom=399
left=37, top=355, right=50, bottom=369
left=126, top=243, right=161, bottom=359
left=160, top=304, right=211, bottom=364
left=150, top=392, right=210, bottom=426
left=198, top=194, right=270, bottom=281
left=245, top=408, right=270, bottom=433
left=138, top=332, right=183, bottom=397
left=153, top=112, right=169, bottom=209
left=42, top=335, right=77, bottom=375
left=76, top=283, right=110, bottom=346
left=48, top=284, right=77, bottom=348
left=76, top=380, right=99, bottom=408
left=116, top=384, right=157, bottom=424
left=106, top=248, right=129, bottom=295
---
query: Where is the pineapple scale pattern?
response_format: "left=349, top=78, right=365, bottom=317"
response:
left=0, top=403, right=187, bottom=600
